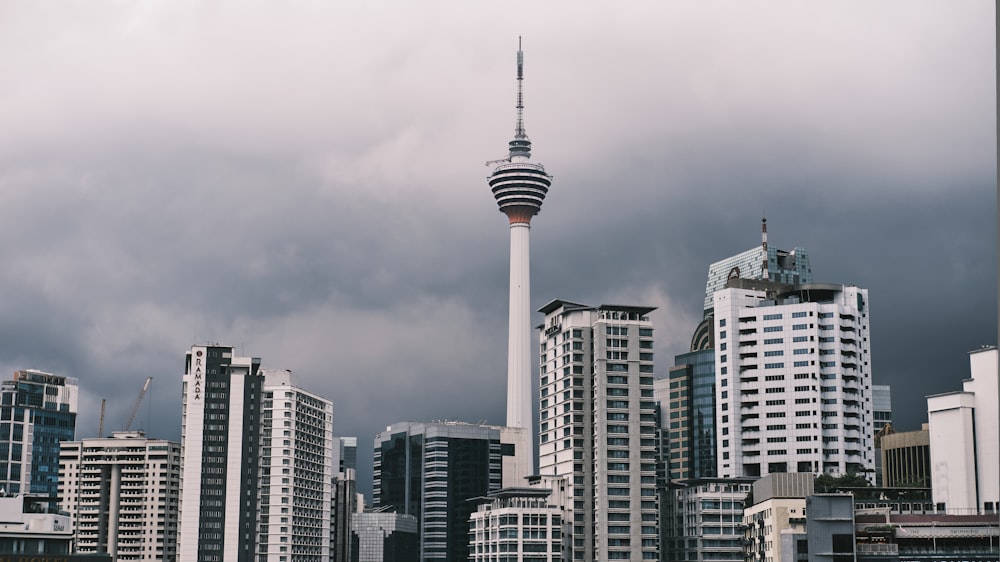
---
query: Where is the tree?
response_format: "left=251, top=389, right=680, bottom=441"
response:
left=815, top=472, right=872, bottom=492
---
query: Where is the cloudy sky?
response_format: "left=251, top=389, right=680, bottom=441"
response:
left=0, top=1, right=994, bottom=497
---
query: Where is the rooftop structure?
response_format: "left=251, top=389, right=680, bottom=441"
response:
left=703, top=221, right=812, bottom=313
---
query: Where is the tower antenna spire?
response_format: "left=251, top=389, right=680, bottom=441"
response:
left=509, top=37, right=531, bottom=159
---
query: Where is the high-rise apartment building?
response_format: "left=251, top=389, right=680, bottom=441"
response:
left=59, top=431, right=180, bottom=560
left=712, top=280, right=875, bottom=479
left=538, top=300, right=659, bottom=562
left=257, top=369, right=334, bottom=561
left=177, top=345, right=334, bottom=562
left=0, top=370, right=78, bottom=497
left=927, top=346, right=998, bottom=514
left=372, top=421, right=524, bottom=562
left=178, top=345, right=263, bottom=562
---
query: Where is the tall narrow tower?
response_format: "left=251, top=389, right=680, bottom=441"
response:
left=488, top=39, right=551, bottom=481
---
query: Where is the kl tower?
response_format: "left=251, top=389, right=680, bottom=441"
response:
left=487, top=38, right=551, bottom=482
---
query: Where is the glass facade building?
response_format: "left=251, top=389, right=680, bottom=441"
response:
left=0, top=370, right=78, bottom=497
left=667, top=349, right=717, bottom=481
left=373, top=422, right=517, bottom=562
left=704, top=245, right=812, bottom=313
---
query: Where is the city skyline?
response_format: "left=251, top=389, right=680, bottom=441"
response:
left=0, top=2, right=994, bottom=499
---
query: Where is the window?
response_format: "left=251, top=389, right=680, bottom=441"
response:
left=763, top=326, right=782, bottom=333
left=764, top=350, right=784, bottom=357
left=792, top=311, right=807, bottom=318
left=763, top=338, right=783, bottom=345
left=793, top=324, right=808, bottom=330
left=764, top=363, right=784, bottom=369
left=763, top=313, right=782, bottom=320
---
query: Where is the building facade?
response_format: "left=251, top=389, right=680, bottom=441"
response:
left=880, top=427, right=930, bottom=489
left=350, top=511, right=418, bottom=562
left=742, top=473, right=813, bottom=562
left=662, top=478, right=753, bottom=562
left=372, top=421, right=523, bottom=562
left=58, top=431, right=180, bottom=560
left=0, top=370, right=78, bottom=497
left=712, top=281, right=875, bottom=480
left=177, top=345, right=335, bottom=562
left=537, top=300, right=659, bottom=561
left=664, top=348, right=718, bottom=482
left=256, top=369, right=334, bottom=561
left=927, top=346, right=998, bottom=514
left=177, top=345, right=263, bottom=562
left=704, top=237, right=812, bottom=313
left=468, top=487, right=564, bottom=562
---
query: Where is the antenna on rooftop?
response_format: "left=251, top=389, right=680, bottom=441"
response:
left=761, top=216, right=769, bottom=281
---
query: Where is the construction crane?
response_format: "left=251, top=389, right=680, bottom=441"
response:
left=97, top=398, right=106, bottom=437
left=123, top=377, right=153, bottom=432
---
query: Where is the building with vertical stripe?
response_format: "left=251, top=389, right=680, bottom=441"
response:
left=59, top=431, right=180, bottom=560
left=537, top=300, right=659, bottom=561
left=177, top=346, right=335, bottom=562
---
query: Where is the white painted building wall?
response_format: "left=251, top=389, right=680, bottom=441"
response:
left=712, top=283, right=874, bottom=479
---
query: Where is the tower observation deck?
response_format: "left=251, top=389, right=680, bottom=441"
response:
left=488, top=39, right=551, bottom=483
left=488, top=41, right=552, bottom=224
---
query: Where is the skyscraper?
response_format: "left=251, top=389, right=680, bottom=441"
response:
left=59, top=431, right=181, bottom=561
left=178, top=345, right=264, bottom=562
left=0, top=369, right=78, bottom=497
left=372, top=421, right=523, bottom=562
left=712, top=280, right=875, bottom=479
left=177, top=345, right=335, bottom=562
left=488, top=40, right=552, bottom=482
left=538, top=300, right=659, bottom=562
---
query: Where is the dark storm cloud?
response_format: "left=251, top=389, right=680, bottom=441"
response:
left=0, top=1, right=993, bottom=496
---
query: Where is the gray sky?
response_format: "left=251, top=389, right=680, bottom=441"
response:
left=0, top=1, right=995, bottom=498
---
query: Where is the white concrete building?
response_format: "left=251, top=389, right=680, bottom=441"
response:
left=468, top=487, right=564, bottom=562
left=257, top=369, right=334, bottom=561
left=538, top=300, right=659, bottom=562
left=712, top=281, right=874, bottom=479
left=0, top=495, right=72, bottom=556
left=927, top=346, right=999, bottom=514
left=58, top=431, right=180, bottom=560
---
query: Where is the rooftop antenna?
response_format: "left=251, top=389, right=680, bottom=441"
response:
left=761, top=216, right=769, bottom=281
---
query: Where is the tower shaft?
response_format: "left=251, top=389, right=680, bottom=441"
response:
left=506, top=223, right=533, bottom=476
